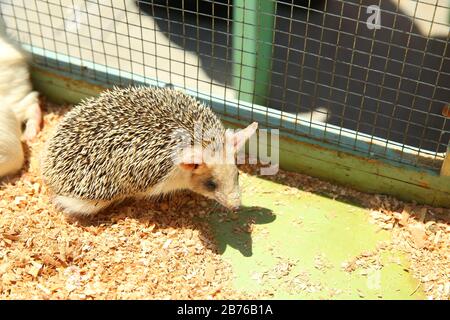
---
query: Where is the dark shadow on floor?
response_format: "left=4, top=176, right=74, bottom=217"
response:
left=69, top=191, right=275, bottom=257
left=137, top=0, right=449, bottom=153
left=207, top=205, right=276, bottom=257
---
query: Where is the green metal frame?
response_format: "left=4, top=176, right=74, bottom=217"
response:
left=442, top=146, right=450, bottom=177
left=232, top=0, right=275, bottom=105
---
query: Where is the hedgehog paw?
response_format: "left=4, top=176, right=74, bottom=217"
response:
left=54, top=196, right=112, bottom=216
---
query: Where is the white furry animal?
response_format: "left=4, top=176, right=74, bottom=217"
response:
left=0, top=25, right=41, bottom=178
left=0, top=106, right=24, bottom=177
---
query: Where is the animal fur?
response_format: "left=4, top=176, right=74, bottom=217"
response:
left=42, top=86, right=257, bottom=215
left=0, top=23, right=41, bottom=178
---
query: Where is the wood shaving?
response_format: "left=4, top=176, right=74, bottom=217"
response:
left=240, top=162, right=450, bottom=300
left=0, top=102, right=253, bottom=300
left=0, top=102, right=448, bottom=299
left=314, top=254, right=333, bottom=271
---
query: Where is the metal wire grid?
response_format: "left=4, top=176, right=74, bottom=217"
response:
left=268, top=1, right=449, bottom=168
left=0, top=0, right=449, bottom=171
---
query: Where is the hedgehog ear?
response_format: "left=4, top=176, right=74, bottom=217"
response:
left=179, top=146, right=205, bottom=171
left=226, top=122, right=258, bottom=152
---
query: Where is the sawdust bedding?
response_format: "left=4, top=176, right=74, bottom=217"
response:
left=0, top=101, right=449, bottom=300
left=240, top=166, right=450, bottom=300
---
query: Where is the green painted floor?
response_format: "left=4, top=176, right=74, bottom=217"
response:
left=206, top=174, right=424, bottom=299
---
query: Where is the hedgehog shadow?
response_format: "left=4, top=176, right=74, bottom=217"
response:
left=72, top=194, right=276, bottom=257
left=207, top=205, right=276, bottom=257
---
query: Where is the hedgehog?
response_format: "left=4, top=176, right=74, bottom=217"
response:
left=41, top=86, right=258, bottom=215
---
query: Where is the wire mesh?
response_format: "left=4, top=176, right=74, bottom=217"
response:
left=0, top=0, right=448, bottom=171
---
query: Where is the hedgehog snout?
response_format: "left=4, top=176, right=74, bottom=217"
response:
left=219, top=191, right=241, bottom=211
left=228, top=201, right=241, bottom=212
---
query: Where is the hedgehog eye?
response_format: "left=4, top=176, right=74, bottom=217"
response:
left=204, top=179, right=217, bottom=191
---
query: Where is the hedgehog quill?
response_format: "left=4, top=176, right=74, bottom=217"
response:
left=41, top=86, right=257, bottom=215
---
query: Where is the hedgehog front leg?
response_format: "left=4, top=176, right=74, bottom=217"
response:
left=54, top=196, right=113, bottom=216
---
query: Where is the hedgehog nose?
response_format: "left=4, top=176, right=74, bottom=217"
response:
left=230, top=204, right=240, bottom=212
left=228, top=200, right=241, bottom=212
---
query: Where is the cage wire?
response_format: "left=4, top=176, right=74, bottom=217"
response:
left=0, top=0, right=449, bottom=172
